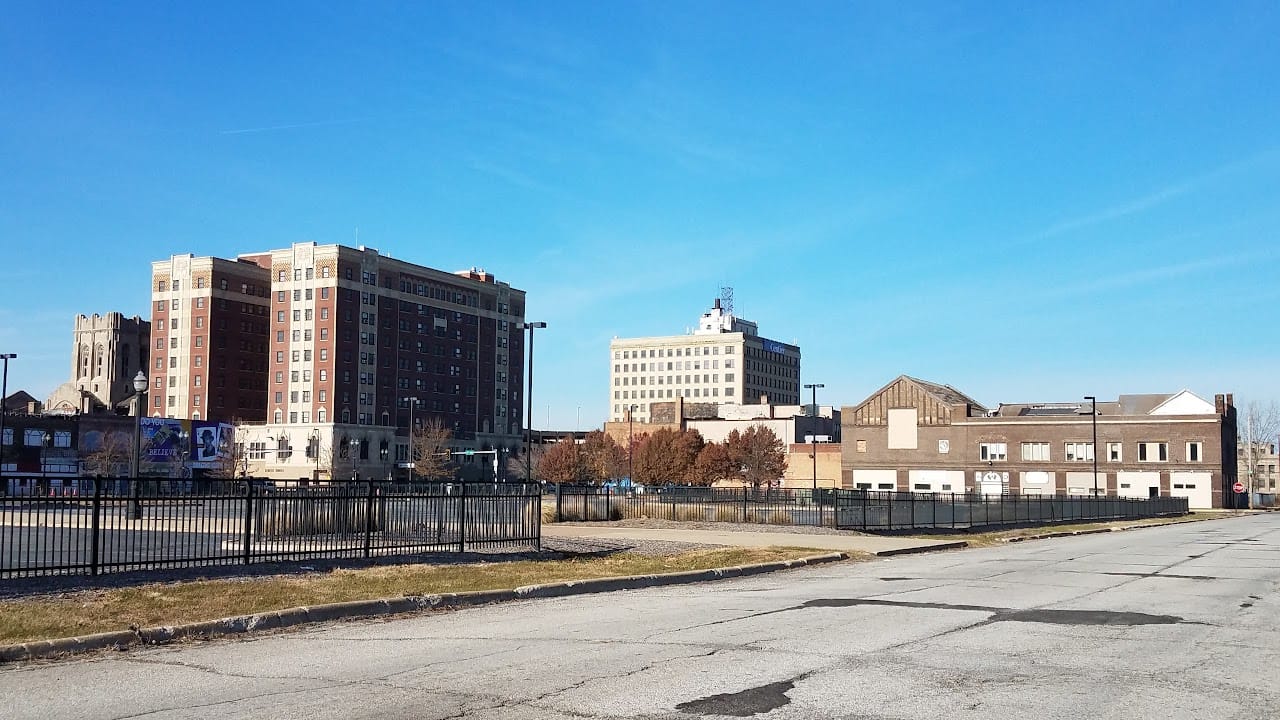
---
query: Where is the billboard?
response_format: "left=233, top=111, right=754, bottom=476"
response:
left=138, top=418, right=235, bottom=474
left=190, top=421, right=235, bottom=469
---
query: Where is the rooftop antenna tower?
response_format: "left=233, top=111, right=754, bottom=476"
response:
left=720, top=286, right=734, bottom=314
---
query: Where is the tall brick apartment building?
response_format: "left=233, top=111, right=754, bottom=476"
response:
left=151, top=242, right=526, bottom=481
left=150, top=254, right=273, bottom=422
left=841, top=375, right=1238, bottom=509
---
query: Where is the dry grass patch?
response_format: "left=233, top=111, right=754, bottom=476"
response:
left=0, top=547, right=831, bottom=646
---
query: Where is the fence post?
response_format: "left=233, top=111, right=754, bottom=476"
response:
left=533, top=483, right=542, bottom=552
left=90, top=478, right=102, bottom=576
left=242, top=482, right=254, bottom=566
left=458, top=482, right=467, bottom=552
left=555, top=483, right=562, bottom=522
left=910, top=492, right=916, bottom=529
left=363, top=482, right=376, bottom=558
left=606, top=485, right=612, bottom=521
left=832, top=489, right=840, bottom=528
left=742, top=486, right=749, bottom=523
left=862, top=490, right=868, bottom=530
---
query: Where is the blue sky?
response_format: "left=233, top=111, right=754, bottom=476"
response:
left=2, top=2, right=1277, bottom=428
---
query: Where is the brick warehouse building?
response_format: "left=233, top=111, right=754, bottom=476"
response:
left=841, top=376, right=1238, bottom=509
left=152, top=242, right=526, bottom=481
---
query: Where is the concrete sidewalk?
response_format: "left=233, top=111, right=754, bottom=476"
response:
left=543, top=524, right=964, bottom=555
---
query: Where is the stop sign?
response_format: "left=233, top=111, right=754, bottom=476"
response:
left=1233, top=482, right=1246, bottom=494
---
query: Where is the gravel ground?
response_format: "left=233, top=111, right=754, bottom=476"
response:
left=552, top=518, right=878, bottom=537
left=0, top=537, right=716, bottom=600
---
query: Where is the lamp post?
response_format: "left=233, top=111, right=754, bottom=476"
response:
left=350, top=437, right=361, bottom=481
left=628, top=404, right=638, bottom=485
left=41, top=431, right=52, bottom=496
left=406, top=397, right=418, bottom=483
left=1084, top=396, right=1098, bottom=497
left=130, top=370, right=148, bottom=519
left=517, top=321, right=547, bottom=483
left=803, top=383, right=825, bottom=493
left=311, top=429, right=321, bottom=482
left=0, top=353, right=15, bottom=479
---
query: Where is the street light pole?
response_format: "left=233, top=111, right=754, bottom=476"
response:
left=1084, top=396, right=1098, bottom=497
left=803, top=383, right=824, bottom=492
left=130, top=370, right=148, bottom=520
left=518, top=321, right=547, bottom=483
left=0, top=353, right=15, bottom=480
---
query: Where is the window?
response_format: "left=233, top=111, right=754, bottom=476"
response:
left=1186, top=442, right=1202, bottom=462
left=1021, top=442, right=1050, bottom=462
left=1108, top=442, right=1122, bottom=462
left=1138, top=442, right=1168, bottom=462
left=856, top=439, right=867, bottom=453
left=979, top=443, right=1007, bottom=462
left=1064, top=442, right=1094, bottom=462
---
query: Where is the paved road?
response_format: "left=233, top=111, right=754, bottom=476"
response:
left=4, top=515, right=1277, bottom=719
left=543, top=523, right=962, bottom=554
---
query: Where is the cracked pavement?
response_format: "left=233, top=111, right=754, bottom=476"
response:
left=4, top=514, right=1280, bottom=719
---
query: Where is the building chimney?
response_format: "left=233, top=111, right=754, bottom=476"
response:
left=713, top=297, right=721, bottom=310
left=1215, top=394, right=1225, bottom=414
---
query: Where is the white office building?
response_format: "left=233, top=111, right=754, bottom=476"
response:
left=608, top=299, right=801, bottom=422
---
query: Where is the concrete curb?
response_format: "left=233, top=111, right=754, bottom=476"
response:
left=1002, top=515, right=1237, bottom=544
left=0, top=552, right=848, bottom=664
left=874, top=541, right=968, bottom=556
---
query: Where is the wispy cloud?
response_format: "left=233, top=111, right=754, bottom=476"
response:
left=1037, top=251, right=1267, bottom=300
left=1024, top=147, right=1280, bottom=242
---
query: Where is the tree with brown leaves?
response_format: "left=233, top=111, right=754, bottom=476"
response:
left=633, top=428, right=705, bottom=485
left=537, top=437, right=591, bottom=484
left=690, top=442, right=739, bottom=486
left=726, top=425, right=786, bottom=489
left=581, top=430, right=626, bottom=482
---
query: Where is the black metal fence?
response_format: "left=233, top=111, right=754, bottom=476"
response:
left=553, top=486, right=1189, bottom=530
left=0, top=479, right=541, bottom=579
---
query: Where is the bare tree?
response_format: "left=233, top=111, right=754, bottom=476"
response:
left=411, top=419, right=454, bottom=481
left=320, top=444, right=356, bottom=482
left=207, top=442, right=248, bottom=479
left=1239, top=400, right=1280, bottom=491
left=83, top=431, right=133, bottom=477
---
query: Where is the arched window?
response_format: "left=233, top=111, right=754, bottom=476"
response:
left=192, top=412, right=200, bottom=421
left=274, top=410, right=283, bottom=423
left=318, top=409, right=327, bottom=423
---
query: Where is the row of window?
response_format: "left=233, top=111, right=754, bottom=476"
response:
left=155, top=277, right=268, bottom=296
left=615, top=346, right=736, bottom=360
left=615, top=373, right=735, bottom=386
left=615, top=387, right=736, bottom=400
left=616, top=360, right=735, bottom=372
left=0, top=429, right=73, bottom=447
left=977, top=441, right=1202, bottom=463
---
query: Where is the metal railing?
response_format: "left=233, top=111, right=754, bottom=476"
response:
left=552, top=485, right=1189, bottom=530
left=0, top=479, right=541, bottom=578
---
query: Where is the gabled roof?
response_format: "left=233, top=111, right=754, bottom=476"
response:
left=2, top=391, right=37, bottom=412
left=905, top=376, right=988, bottom=413
left=853, top=375, right=988, bottom=415
left=1148, top=390, right=1216, bottom=416
left=1117, top=394, right=1171, bottom=416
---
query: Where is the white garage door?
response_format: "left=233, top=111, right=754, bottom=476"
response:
left=1170, top=471, right=1212, bottom=509
left=852, top=469, right=897, bottom=491
left=909, top=470, right=964, bottom=494
left=1021, top=471, right=1053, bottom=495
left=1116, top=471, right=1160, bottom=499
left=1065, top=471, right=1100, bottom=496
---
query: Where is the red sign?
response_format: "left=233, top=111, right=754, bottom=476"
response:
left=1233, top=482, right=1246, bottom=494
